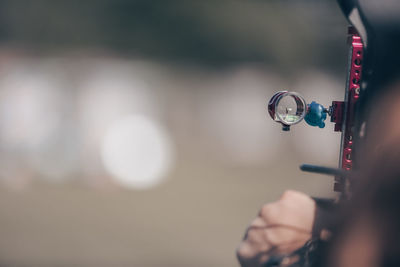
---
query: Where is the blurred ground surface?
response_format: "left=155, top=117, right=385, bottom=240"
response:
left=0, top=151, right=336, bottom=266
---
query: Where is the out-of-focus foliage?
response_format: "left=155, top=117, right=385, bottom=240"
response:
left=0, top=0, right=346, bottom=71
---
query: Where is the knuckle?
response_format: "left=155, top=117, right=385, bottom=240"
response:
left=260, top=203, right=278, bottom=223
left=264, top=228, right=287, bottom=247
left=236, top=243, right=253, bottom=259
left=246, top=228, right=268, bottom=249
left=236, top=244, right=244, bottom=257
left=263, top=231, right=278, bottom=247
left=249, top=217, right=266, bottom=228
left=246, top=228, right=259, bottom=241
left=260, top=203, right=273, bottom=218
left=280, top=190, right=299, bottom=201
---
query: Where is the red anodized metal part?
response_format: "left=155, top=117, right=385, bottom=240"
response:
left=334, top=26, right=363, bottom=191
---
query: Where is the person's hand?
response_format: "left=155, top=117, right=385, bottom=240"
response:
left=237, top=190, right=316, bottom=267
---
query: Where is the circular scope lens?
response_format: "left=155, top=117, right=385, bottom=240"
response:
left=275, top=92, right=306, bottom=125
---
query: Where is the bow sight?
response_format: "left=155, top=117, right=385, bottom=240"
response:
left=268, top=26, right=363, bottom=192
left=268, top=91, right=338, bottom=131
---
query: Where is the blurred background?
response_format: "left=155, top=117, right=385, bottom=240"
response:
left=0, top=0, right=347, bottom=266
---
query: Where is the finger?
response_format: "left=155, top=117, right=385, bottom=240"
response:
left=246, top=228, right=274, bottom=252
left=237, top=241, right=257, bottom=260
left=263, top=227, right=311, bottom=253
left=280, top=255, right=300, bottom=267
left=243, top=217, right=268, bottom=240
left=238, top=240, right=276, bottom=266
left=249, top=216, right=268, bottom=229
left=259, top=203, right=280, bottom=224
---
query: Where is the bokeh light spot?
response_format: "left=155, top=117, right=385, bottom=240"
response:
left=101, top=115, right=174, bottom=190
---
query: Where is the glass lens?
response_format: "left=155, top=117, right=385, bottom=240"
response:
left=276, top=93, right=306, bottom=125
